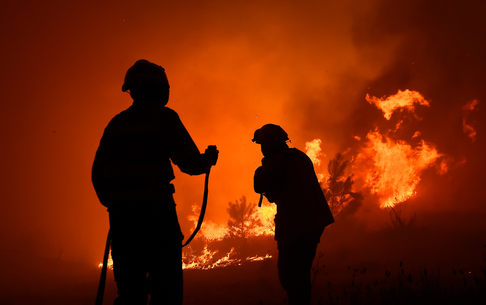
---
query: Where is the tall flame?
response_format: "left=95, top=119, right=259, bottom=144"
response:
left=357, top=89, right=445, bottom=208
left=305, top=139, right=327, bottom=182
left=357, top=130, right=442, bottom=209
left=187, top=204, right=228, bottom=241
left=305, top=139, right=323, bottom=166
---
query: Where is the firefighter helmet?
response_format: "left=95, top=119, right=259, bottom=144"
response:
left=122, top=59, right=169, bottom=92
left=252, top=124, right=289, bottom=145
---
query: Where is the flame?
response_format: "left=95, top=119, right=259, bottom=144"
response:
left=176, top=202, right=276, bottom=270
left=357, top=89, right=446, bottom=208
left=250, top=204, right=276, bottom=236
left=357, top=129, right=442, bottom=208
left=305, top=139, right=323, bottom=166
left=182, top=246, right=272, bottom=270
left=182, top=244, right=219, bottom=269
left=187, top=204, right=228, bottom=241
left=305, top=138, right=327, bottom=182
left=366, top=89, right=430, bottom=120
left=98, top=252, right=113, bottom=270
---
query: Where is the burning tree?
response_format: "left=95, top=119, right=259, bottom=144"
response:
left=226, top=196, right=264, bottom=255
left=226, top=196, right=262, bottom=239
left=323, top=152, right=363, bottom=217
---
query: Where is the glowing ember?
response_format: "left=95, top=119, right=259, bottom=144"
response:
left=436, top=158, right=450, bottom=175
left=366, top=89, right=430, bottom=120
left=462, top=99, right=479, bottom=142
left=357, top=129, right=443, bottom=208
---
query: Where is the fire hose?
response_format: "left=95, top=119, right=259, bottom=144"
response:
left=95, top=167, right=213, bottom=305
left=258, top=193, right=263, bottom=207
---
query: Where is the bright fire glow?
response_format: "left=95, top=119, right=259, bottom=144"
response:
left=305, top=139, right=327, bottom=182
left=98, top=252, right=113, bottom=270
left=250, top=204, right=276, bottom=236
left=187, top=204, right=228, bottom=241
left=366, top=89, right=430, bottom=120
left=182, top=246, right=272, bottom=270
left=305, top=139, right=323, bottom=166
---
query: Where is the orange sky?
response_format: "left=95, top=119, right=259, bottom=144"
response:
left=0, top=0, right=484, bottom=263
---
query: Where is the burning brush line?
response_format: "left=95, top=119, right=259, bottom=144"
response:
left=98, top=203, right=277, bottom=271
left=182, top=246, right=272, bottom=270
left=98, top=248, right=273, bottom=271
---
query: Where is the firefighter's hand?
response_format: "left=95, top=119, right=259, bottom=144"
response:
left=204, top=145, right=219, bottom=166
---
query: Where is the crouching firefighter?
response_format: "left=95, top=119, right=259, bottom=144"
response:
left=92, top=59, right=219, bottom=305
left=252, top=124, right=334, bottom=305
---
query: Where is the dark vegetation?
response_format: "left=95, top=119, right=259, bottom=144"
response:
left=310, top=257, right=486, bottom=305
left=381, top=208, right=420, bottom=233
left=322, top=153, right=364, bottom=219
left=2, top=240, right=485, bottom=305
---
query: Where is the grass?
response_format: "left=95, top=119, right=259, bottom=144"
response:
left=311, top=259, right=486, bottom=305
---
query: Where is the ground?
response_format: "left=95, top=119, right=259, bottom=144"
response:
left=1, top=210, right=486, bottom=304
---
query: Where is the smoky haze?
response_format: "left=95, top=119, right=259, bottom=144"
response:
left=0, top=0, right=484, bottom=297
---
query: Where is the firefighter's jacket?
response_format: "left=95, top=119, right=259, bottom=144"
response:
left=254, top=147, right=334, bottom=243
left=92, top=100, right=211, bottom=207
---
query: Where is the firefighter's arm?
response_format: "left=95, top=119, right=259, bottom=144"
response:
left=254, top=166, right=267, bottom=194
left=253, top=154, right=285, bottom=194
left=176, top=147, right=218, bottom=175
left=166, top=109, right=218, bottom=175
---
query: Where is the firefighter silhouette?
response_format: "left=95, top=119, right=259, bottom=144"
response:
left=253, top=124, right=334, bottom=305
left=92, top=59, right=218, bottom=305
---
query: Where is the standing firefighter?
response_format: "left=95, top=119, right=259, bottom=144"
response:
left=252, top=124, right=334, bottom=305
left=92, top=59, right=218, bottom=305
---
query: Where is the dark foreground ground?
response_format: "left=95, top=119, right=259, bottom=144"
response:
left=1, top=249, right=485, bottom=305
left=1, top=210, right=486, bottom=304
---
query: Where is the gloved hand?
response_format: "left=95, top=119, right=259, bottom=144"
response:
left=204, top=145, right=219, bottom=166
